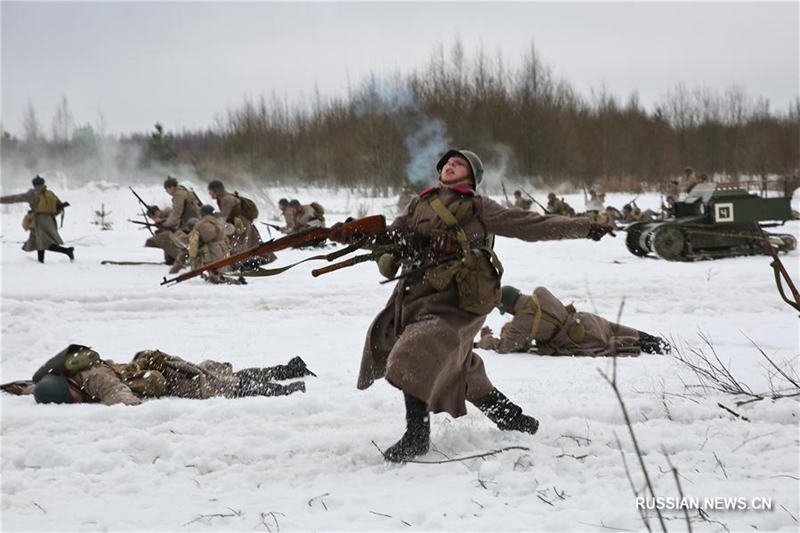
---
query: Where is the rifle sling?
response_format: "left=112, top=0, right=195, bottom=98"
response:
left=239, top=241, right=365, bottom=277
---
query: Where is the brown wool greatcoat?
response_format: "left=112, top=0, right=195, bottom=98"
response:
left=131, top=350, right=240, bottom=399
left=0, top=187, right=65, bottom=251
left=190, top=215, right=231, bottom=267
left=162, top=186, right=201, bottom=230
left=476, top=287, right=641, bottom=356
left=294, top=204, right=324, bottom=230
left=145, top=213, right=189, bottom=262
left=217, top=191, right=262, bottom=253
left=359, top=187, right=592, bottom=417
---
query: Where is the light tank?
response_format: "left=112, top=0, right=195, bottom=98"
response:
left=625, top=182, right=797, bottom=261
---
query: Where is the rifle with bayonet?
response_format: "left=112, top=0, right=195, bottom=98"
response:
left=128, top=219, right=162, bottom=230
left=129, top=187, right=155, bottom=236
left=500, top=181, right=512, bottom=208
left=162, top=215, right=387, bottom=286
left=519, top=187, right=551, bottom=214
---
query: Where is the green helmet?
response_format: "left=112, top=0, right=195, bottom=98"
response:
left=436, top=149, right=485, bottom=189
left=497, top=285, right=521, bottom=315
left=33, top=374, right=75, bottom=404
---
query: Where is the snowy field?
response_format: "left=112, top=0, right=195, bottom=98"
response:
left=1, top=181, right=799, bottom=532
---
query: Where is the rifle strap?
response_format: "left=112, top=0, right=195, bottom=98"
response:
left=239, top=241, right=364, bottom=277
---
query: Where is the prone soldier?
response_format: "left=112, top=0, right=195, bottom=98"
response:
left=476, top=286, right=669, bottom=356
left=1, top=344, right=315, bottom=405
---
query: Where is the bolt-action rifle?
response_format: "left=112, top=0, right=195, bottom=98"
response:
left=519, top=187, right=551, bottom=214
left=129, top=187, right=155, bottom=236
left=162, top=215, right=387, bottom=286
left=500, top=181, right=512, bottom=208
left=128, top=219, right=162, bottom=230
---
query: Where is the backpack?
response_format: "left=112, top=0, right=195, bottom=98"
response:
left=310, top=202, right=325, bottom=217
left=34, top=189, right=59, bottom=215
left=234, top=192, right=259, bottom=221
left=32, top=344, right=101, bottom=382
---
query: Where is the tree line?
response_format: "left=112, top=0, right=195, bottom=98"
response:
left=3, top=41, right=797, bottom=192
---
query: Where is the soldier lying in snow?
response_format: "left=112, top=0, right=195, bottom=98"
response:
left=475, top=286, right=670, bottom=356
left=0, top=344, right=315, bottom=405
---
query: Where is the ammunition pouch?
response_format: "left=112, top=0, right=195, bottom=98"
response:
left=233, top=216, right=247, bottom=235
left=22, top=212, right=35, bottom=230
left=418, top=195, right=504, bottom=315
left=425, top=247, right=502, bottom=315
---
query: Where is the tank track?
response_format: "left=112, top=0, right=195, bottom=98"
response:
left=626, top=222, right=797, bottom=261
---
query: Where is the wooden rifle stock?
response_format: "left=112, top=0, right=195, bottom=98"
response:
left=161, top=214, right=386, bottom=286
left=311, top=253, right=376, bottom=277
left=758, top=225, right=800, bottom=313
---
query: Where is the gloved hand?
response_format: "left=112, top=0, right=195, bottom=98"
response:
left=587, top=222, right=615, bottom=241
left=480, top=326, right=493, bottom=337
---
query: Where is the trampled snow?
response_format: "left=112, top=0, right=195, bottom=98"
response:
left=1, top=183, right=798, bottom=532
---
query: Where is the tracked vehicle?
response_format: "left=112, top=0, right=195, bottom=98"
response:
left=625, top=182, right=797, bottom=261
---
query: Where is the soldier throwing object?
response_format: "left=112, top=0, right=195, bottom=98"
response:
left=0, top=175, right=73, bottom=263
left=329, top=149, right=614, bottom=462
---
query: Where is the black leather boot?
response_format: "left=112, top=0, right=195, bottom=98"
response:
left=472, top=388, right=539, bottom=435
left=37, top=250, right=45, bottom=263
left=638, top=331, right=671, bottom=354
left=235, top=377, right=305, bottom=397
left=384, top=392, right=430, bottom=462
left=48, top=244, right=73, bottom=260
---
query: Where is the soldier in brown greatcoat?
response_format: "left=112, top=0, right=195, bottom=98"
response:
left=146, top=177, right=200, bottom=273
left=475, top=286, right=669, bottom=356
left=187, top=205, right=235, bottom=283
left=2, top=345, right=315, bottom=405
left=277, top=198, right=297, bottom=233
left=291, top=199, right=326, bottom=231
left=513, top=190, right=533, bottom=210
left=330, top=149, right=614, bottom=462
left=207, top=180, right=260, bottom=251
left=0, top=175, right=74, bottom=263
left=546, top=192, right=575, bottom=216
left=208, top=180, right=275, bottom=266
left=144, top=205, right=189, bottom=268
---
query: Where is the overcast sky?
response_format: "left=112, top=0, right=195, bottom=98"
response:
left=2, top=1, right=797, bottom=137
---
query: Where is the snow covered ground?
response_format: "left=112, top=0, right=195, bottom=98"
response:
left=1, top=181, right=798, bottom=532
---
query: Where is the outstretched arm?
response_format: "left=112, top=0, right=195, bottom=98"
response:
left=478, top=196, right=592, bottom=241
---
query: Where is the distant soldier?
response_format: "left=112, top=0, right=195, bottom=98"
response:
left=161, top=176, right=202, bottom=232
left=596, top=205, right=623, bottom=225
left=547, top=193, right=575, bottom=216
left=475, top=286, right=669, bottom=356
left=291, top=199, right=326, bottom=231
left=661, top=195, right=677, bottom=219
left=513, top=190, right=533, bottom=210
left=0, top=175, right=73, bottom=263
left=187, top=205, right=235, bottom=283
left=144, top=205, right=189, bottom=271
left=208, top=180, right=275, bottom=266
left=277, top=198, right=296, bottom=233
left=682, top=166, right=701, bottom=195
left=1, top=344, right=315, bottom=405
left=668, top=176, right=682, bottom=200
left=621, top=201, right=656, bottom=223
left=584, top=186, right=604, bottom=212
